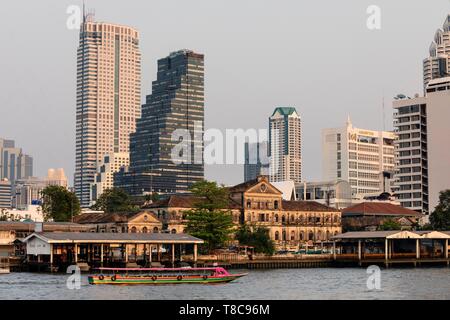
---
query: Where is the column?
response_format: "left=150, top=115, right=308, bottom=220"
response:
left=358, top=240, right=362, bottom=261
left=333, top=241, right=336, bottom=260
left=125, top=244, right=128, bottom=263
left=445, top=239, right=448, bottom=259
left=74, top=244, right=78, bottom=264
left=385, top=239, right=388, bottom=261
left=50, top=244, right=54, bottom=271
left=416, top=239, right=420, bottom=259
left=194, top=243, right=198, bottom=263
left=149, top=244, right=152, bottom=265
left=134, top=244, right=138, bottom=262
left=100, top=244, right=104, bottom=266
left=157, top=244, right=161, bottom=261
left=171, top=243, right=175, bottom=266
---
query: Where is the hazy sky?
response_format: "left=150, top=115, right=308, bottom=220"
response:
left=1, top=0, right=449, bottom=187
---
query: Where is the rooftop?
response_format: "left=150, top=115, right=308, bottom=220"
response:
left=342, top=202, right=423, bottom=217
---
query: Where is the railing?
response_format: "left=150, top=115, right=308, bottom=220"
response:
left=214, top=253, right=332, bottom=262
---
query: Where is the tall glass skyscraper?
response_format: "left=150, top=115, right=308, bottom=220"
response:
left=115, top=50, right=205, bottom=196
left=74, top=13, right=141, bottom=207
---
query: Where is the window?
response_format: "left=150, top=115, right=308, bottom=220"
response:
left=275, top=231, right=279, bottom=241
left=130, top=226, right=137, bottom=233
left=153, top=227, right=159, bottom=233
left=142, top=227, right=148, bottom=233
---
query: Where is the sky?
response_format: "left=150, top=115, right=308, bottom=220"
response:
left=0, top=0, right=449, bottom=187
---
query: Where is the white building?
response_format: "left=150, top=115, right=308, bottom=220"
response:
left=90, top=152, right=129, bottom=206
left=46, top=168, right=68, bottom=188
left=269, top=107, right=302, bottom=183
left=322, top=117, right=396, bottom=197
left=4, top=205, right=44, bottom=222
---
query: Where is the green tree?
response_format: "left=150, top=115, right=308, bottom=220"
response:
left=378, top=218, right=402, bottom=231
left=185, top=180, right=235, bottom=253
left=430, top=190, right=450, bottom=230
left=91, top=188, right=137, bottom=213
left=41, top=186, right=80, bottom=222
left=236, top=225, right=275, bottom=255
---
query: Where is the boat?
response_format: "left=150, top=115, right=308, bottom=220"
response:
left=88, top=267, right=247, bottom=285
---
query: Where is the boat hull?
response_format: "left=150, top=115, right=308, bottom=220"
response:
left=88, top=274, right=246, bottom=285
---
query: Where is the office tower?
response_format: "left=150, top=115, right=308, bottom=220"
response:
left=423, top=14, right=450, bottom=90
left=244, top=141, right=269, bottom=182
left=322, top=117, right=396, bottom=197
left=268, top=107, right=302, bottom=183
left=90, top=152, right=129, bottom=205
left=74, top=13, right=141, bottom=207
left=46, top=168, right=68, bottom=188
left=12, top=177, right=48, bottom=209
left=393, top=95, right=429, bottom=214
left=115, top=50, right=204, bottom=196
left=0, top=138, right=33, bottom=183
left=0, top=179, right=12, bottom=209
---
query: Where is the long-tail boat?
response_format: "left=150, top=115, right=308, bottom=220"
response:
left=88, top=267, right=247, bottom=285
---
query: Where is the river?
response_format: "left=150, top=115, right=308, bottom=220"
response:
left=0, top=268, right=449, bottom=300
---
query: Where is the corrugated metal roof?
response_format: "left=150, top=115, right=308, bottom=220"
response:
left=332, top=230, right=450, bottom=240
left=24, top=232, right=204, bottom=244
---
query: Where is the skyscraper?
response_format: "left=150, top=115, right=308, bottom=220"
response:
left=115, top=50, right=204, bottom=196
left=268, top=107, right=302, bottom=183
left=244, top=141, right=269, bottom=182
left=322, top=117, right=396, bottom=197
left=423, top=14, right=450, bottom=90
left=0, top=138, right=33, bottom=183
left=74, top=13, right=141, bottom=207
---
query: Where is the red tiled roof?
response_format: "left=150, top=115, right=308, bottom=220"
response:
left=144, top=195, right=242, bottom=210
left=282, top=200, right=340, bottom=212
left=342, top=202, right=423, bottom=217
left=73, top=211, right=148, bottom=224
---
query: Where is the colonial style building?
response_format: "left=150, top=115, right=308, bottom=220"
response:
left=74, top=211, right=162, bottom=234
left=145, top=176, right=341, bottom=250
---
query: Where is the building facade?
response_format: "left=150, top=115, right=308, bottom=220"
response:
left=0, top=179, right=12, bottom=209
left=90, top=152, right=129, bottom=206
left=115, top=50, right=205, bottom=196
left=74, top=14, right=141, bottom=207
left=423, top=14, right=450, bottom=90
left=295, top=180, right=354, bottom=210
left=244, top=141, right=269, bottom=182
left=322, top=117, right=396, bottom=197
left=46, top=168, right=68, bottom=188
left=268, top=107, right=302, bottom=183
left=0, top=138, right=33, bottom=183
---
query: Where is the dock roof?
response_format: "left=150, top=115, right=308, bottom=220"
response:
left=23, top=232, right=204, bottom=244
left=332, top=230, right=450, bottom=240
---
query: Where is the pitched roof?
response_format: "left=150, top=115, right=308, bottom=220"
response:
left=342, top=202, right=423, bottom=217
left=281, top=200, right=340, bottom=212
left=73, top=211, right=151, bottom=224
left=0, top=221, right=92, bottom=232
left=23, top=232, right=204, bottom=244
left=271, top=107, right=298, bottom=117
left=143, top=195, right=241, bottom=210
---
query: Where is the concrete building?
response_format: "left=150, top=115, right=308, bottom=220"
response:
left=296, top=180, right=354, bottom=210
left=0, top=138, right=33, bottom=183
left=12, top=177, right=48, bottom=209
left=90, top=152, right=129, bottom=206
left=115, top=50, right=204, bottom=196
left=3, top=205, right=44, bottom=222
left=74, top=13, right=141, bottom=207
left=0, top=179, right=12, bottom=209
left=322, top=117, right=396, bottom=197
left=244, top=141, right=269, bottom=182
left=423, top=14, right=450, bottom=90
left=46, top=168, right=68, bottom=188
left=269, top=107, right=302, bottom=183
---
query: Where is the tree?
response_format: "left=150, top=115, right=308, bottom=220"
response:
left=236, top=225, right=275, bottom=255
left=185, top=180, right=235, bottom=253
left=0, top=208, right=9, bottom=221
left=430, top=190, right=450, bottom=230
left=41, top=186, right=80, bottom=222
left=91, top=188, right=137, bottom=213
left=378, top=218, right=402, bottom=231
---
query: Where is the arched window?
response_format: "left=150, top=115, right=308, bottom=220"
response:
left=142, top=227, right=148, bottom=233
left=281, top=215, right=286, bottom=223
left=171, top=229, right=177, bottom=234
left=282, top=231, right=287, bottom=241
left=290, top=215, right=295, bottom=223
left=290, top=230, right=295, bottom=241
left=308, top=231, right=314, bottom=241
left=153, top=227, right=159, bottom=233
left=326, top=230, right=330, bottom=240
left=130, top=226, right=137, bottom=233
left=275, top=214, right=279, bottom=222
left=333, top=215, right=338, bottom=223
left=317, top=230, right=322, bottom=241
left=143, top=215, right=148, bottom=221
left=300, top=231, right=304, bottom=241
left=274, top=200, right=279, bottom=209
left=246, top=200, right=251, bottom=208
left=274, top=231, right=280, bottom=240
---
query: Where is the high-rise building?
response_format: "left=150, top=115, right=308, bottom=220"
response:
left=0, top=179, right=12, bottom=209
left=90, top=152, right=129, bottom=205
left=423, top=14, right=450, bottom=90
left=115, top=50, right=204, bottom=196
left=322, top=117, right=396, bottom=197
left=244, top=141, right=269, bottom=182
left=0, top=138, right=33, bottom=183
left=392, top=96, right=429, bottom=214
left=268, top=107, right=302, bottom=183
left=74, top=13, right=141, bottom=207
left=46, top=168, right=68, bottom=188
